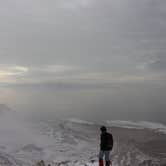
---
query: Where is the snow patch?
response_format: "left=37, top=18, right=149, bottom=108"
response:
left=67, top=118, right=94, bottom=125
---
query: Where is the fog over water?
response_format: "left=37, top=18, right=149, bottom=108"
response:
left=0, top=0, right=166, bottom=124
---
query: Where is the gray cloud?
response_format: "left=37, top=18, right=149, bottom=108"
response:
left=147, top=55, right=166, bottom=71
left=0, top=0, right=166, bottom=69
left=0, top=0, right=166, bottom=123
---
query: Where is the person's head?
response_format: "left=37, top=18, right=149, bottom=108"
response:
left=100, top=126, right=107, bottom=133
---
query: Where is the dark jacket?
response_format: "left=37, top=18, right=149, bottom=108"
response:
left=100, top=132, right=113, bottom=151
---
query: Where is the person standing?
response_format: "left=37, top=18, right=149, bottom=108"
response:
left=99, top=126, right=113, bottom=166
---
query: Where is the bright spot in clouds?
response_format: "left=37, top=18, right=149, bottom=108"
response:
left=0, top=64, right=75, bottom=84
left=0, top=65, right=28, bottom=76
left=0, top=65, right=29, bottom=83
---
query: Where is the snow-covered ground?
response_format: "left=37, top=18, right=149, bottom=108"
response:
left=0, top=105, right=165, bottom=165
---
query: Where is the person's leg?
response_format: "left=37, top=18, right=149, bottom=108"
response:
left=99, top=151, right=104, bottom=166
left=105, top=151, right=111, bottom=166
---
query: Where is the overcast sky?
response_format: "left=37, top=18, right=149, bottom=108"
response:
left=0, top=0, right=166, bottom=123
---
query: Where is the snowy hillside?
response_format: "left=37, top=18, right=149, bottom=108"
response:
left=106, top=120, right=166, bottom=134
left=0, top=105, right=166, bottom=165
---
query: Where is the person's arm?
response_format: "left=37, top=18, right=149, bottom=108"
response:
left=108, top=133, right=113, bottom=150
left=100, top=134, right=106, bottom=149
